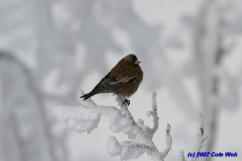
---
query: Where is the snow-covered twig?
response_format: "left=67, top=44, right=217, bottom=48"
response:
left=199, top=135, right=208, bottom=152
left=197, top=114, right=208, bottom=152
left=192, top=114, right=208, bottom=161
left=107, top=136, right=160, bottom=161
left=54, top=92, right=173, bottom=161
left=110, top=94, right=172, bottom=161
left=147, top=92, right=159, bottom=137
left=191, top=127, right=208, bottom=161
left=161, top=124, right=172, bottom=158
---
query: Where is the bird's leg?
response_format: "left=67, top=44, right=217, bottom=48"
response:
left=122, top=97, right=130, bottom=106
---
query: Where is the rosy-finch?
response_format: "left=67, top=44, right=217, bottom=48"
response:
left=80, top=54, right=143, bottom=105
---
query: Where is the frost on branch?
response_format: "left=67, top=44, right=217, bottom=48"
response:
left=107, top=136, right=157, bottom=160
left=54, top=92, right=172, bottom=161
left=107, top=123, right=172, bottom=161
left=54, top=103, right=101, bottom=134
left=194, top=114, right=208, bottom=155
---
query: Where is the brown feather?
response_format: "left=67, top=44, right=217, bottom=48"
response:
left=81, top=55, right=143, bottom=99
left=108, top=58, right=143, bottom=97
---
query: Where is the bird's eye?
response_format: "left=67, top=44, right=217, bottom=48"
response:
left=134, top=59, right=141, bottom=65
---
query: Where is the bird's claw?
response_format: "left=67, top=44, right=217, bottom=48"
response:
left=122, top=98, right=130, bottom=106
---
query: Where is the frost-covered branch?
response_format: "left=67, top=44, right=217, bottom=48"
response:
left=161, top=124, right=172, bottom=158
left=54, top=92, right=173, bottom=161
left=107, top=123, right=172, bottom=161
left=192, top=114, right=208, bottom=161
left=178, top=114, right=207, bottom=161
left=147, top=92, right=159, bottom=137
left=107, top=136, right=159, bottom=161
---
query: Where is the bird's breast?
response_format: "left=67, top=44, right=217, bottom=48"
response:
left=115, top=68, right=143, bottom=97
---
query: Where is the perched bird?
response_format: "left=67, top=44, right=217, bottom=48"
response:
left=80, top=54, right=143, bottom=105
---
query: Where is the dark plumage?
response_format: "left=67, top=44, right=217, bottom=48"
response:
left=81, top=54, right=143, bottom=105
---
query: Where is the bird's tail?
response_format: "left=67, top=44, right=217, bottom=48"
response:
left=80, top=91, right=96, bottom=100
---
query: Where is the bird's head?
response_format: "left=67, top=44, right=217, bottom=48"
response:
left=124, top=54, right=141, bottom=66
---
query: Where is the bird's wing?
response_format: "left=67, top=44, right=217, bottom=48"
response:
left=92, top=75, right=136, bottom=93
left=109, top=76, right=136, bottom=85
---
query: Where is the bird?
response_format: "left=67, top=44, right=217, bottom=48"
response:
left=80, top=54, right=143, bottom=105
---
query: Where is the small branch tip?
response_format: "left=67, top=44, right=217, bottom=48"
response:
left=152, top=92, right=157, bottom=98
left=166, top=123, right=171, bottom=131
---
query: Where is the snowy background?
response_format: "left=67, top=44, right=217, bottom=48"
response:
left=0, top=0, right=242, bottom=161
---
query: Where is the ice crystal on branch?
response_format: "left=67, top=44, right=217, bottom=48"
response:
left=54, top=92, right=173, bottom=161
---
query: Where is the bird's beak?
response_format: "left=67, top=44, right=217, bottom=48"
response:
left=135, top=60, right=141, bottom=64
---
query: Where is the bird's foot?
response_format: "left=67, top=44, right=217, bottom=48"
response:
left=122, top=98, right=130, bottom=106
